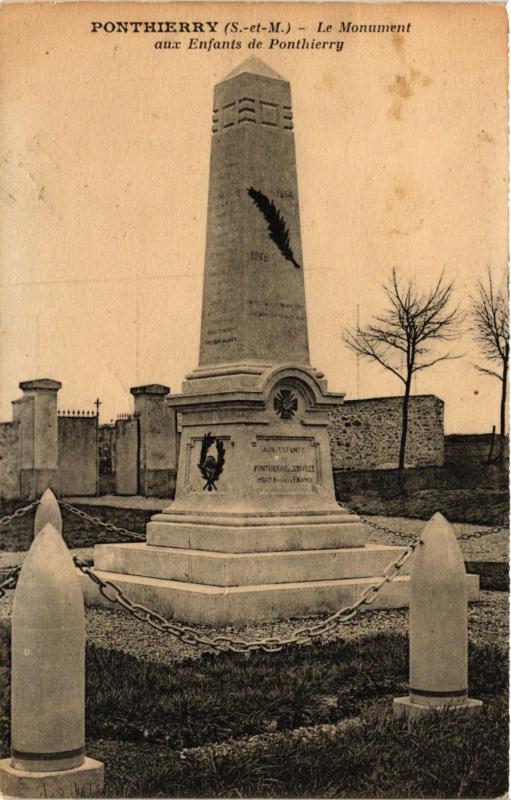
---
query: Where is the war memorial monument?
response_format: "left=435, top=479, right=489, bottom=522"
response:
left=82, top=58, right=478, bottom=623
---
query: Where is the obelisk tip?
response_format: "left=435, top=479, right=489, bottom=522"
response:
left=222, top=57, right=285, bottom=82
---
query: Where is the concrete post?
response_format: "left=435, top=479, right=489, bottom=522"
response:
left=130, top=384, right=176, bottom=497
left=0, top=517, right=104, bottom=797
left=393, top=512, right=482, bottom=718
left=12, top=379, right=61, bottom=500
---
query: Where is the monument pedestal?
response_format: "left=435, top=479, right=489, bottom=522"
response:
left=81, top=365, right=480, bottom=624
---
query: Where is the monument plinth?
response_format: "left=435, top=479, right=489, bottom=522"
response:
left=82, top=59, right=479, bottom=623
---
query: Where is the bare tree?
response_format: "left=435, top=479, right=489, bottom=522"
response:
left=470, top=268, right=509, bottom=463
left=344, top=269, right=462, bottom=476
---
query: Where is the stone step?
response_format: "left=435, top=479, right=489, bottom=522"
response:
left=79, top=569, right=480, bottom=626
left=94, top=542, right=409, bottom=587
left=146, top=519, right=368, bottom=552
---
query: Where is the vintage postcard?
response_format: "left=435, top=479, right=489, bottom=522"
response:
left=0, top=2, right=508, bottom=798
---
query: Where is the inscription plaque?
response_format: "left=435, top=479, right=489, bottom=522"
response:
left=252, top=436, right=320, bottom=493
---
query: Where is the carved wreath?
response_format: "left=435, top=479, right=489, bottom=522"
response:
left=197, top=432, right=225, bottom=491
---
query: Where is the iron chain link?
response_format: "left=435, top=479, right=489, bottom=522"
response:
left=341, top=504, right=507, bottom=543
left=0, top=565, right=21, bottom=600
left=59, top=502, right=145, bottom=541
left=0, top=501, right=39, bottom=528
left=456, top=523, right=508, bottom=541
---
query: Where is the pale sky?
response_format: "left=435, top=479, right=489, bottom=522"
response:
left=0, top=2, right=508, bottom=432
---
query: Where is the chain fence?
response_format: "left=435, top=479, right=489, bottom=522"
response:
left=0, top=501, right=39, bottom=529
left=59, top=502, right=145, bottom=541
left=0, top=497, right=506, bottom=544
left=0, top=565, right=21, bottom=601
left=0, top=498, right=144, bottom=542
left=74, top=533, right=419, bottom=653
left=454, top=524, right=508, bottom=541
left=53, top=499, right=511, bottom=546
left=0, top=496, right=37, bottom=602
left=340, top=504, right=507, bottom=542
left=0, top=495, right=507, bottom=654
left=70, top=505, right=506, bottom=654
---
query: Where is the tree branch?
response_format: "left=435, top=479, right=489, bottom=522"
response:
left=412, top=353, right=463, bottom=373
left=469, top=267, right=509, bottom=367
left=471, top=362, right=504, bottom=381
left=344, top=329, right=406, bottom=383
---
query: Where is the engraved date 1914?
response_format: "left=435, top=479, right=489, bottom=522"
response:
left=250, top=250, right=268, bottom=262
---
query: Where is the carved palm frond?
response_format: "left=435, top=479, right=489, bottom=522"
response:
left=198, top=432, right=215, bottom=470
left=215, top=441, right=225, bottom=478
left=247, top=187, right=301, bottom=269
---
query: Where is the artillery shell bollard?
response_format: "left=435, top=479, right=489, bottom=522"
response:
left=393, top=512, right=482, bottom=719
left=34, top=488, right=62, bottom=537
left=0, top=514, right=104, bottom=797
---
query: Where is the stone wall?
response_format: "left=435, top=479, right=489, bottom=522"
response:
left=444, top=433, right=509, bottom=465
left=0, top=422, right=21, bottom=500
left=58, top=415, right=97, bottom=496
left=0, top=382, right=448, bottom=500
left=328, top=394, right=444, bottom=470
left=333, top=462, right=508, bottom=526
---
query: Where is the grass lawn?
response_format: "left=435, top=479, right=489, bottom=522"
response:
left=0, top=500, right=508, bottom=796
left=0, top=628, right=507, bottom=797
left=339, top=487, right=508, bottom=528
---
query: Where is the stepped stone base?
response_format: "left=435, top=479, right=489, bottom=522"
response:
left=92, top=542, right=409, bottom=586
left=80, top=500, right=480, bottom=626
left=80, top=566, right=480, bottom=626
left=146, top=512, right=367, bottom=552
left=81, top=510, right=481, bottom=625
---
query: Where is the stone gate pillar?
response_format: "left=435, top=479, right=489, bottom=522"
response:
left=130, top=384, right=176, bottom=497
left=12, top=379, right=61, bottom=499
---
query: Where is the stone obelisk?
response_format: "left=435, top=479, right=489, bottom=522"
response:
left=81, top=59, right=480, bottom=624
left=197, top=57, right=309, bottom=371
left=152, top=57, right=364, bottom=533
